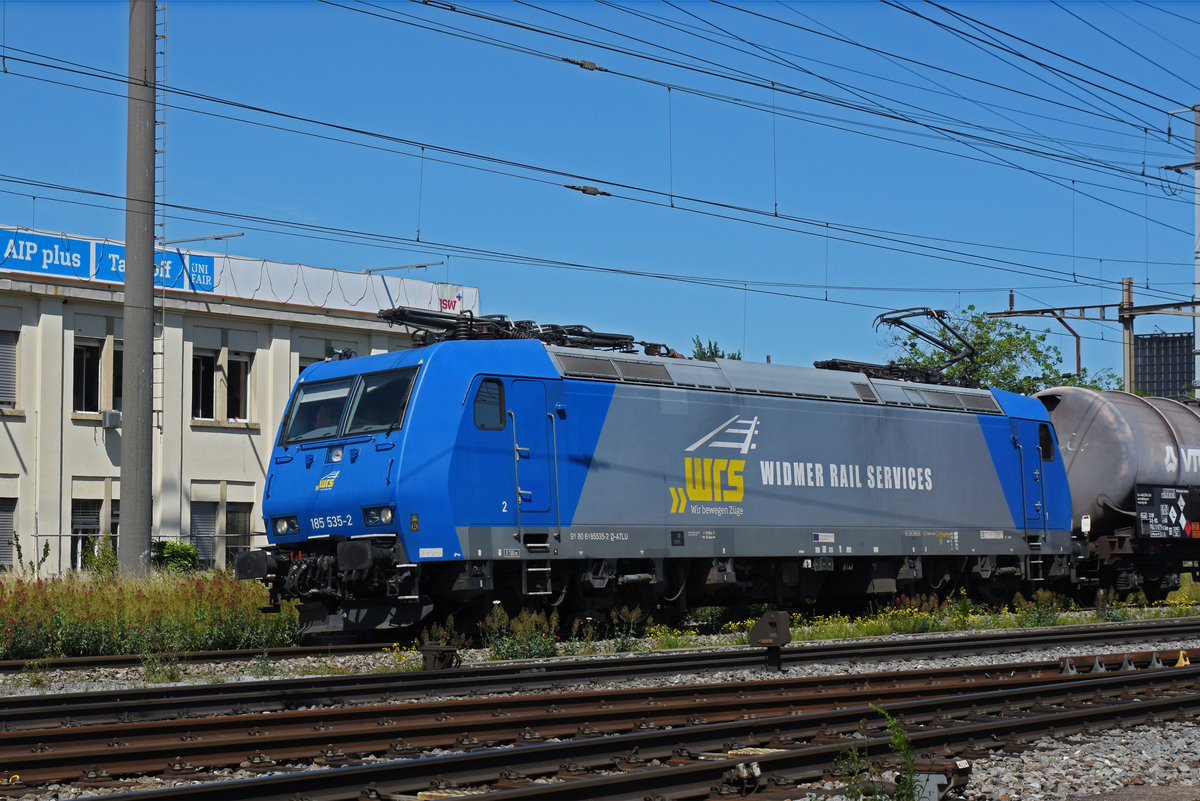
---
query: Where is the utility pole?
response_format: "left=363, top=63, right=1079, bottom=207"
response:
left=119, top=0, right=155, bottom=575
left=991, top=279, right=1200, bottom=392
left=1121, top=277, right=1134, bottom=392
left=1165, top=105, right=1200, bottom=396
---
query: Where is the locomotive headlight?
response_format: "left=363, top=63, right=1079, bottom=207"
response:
left=364, top=506, right=394, bottom=527
left=329, top=446, right=344, bottom=463
left=274, top=516, right=299, bottom=535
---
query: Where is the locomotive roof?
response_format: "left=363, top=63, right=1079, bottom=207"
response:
left=545, top=346, right=1004, bottom=415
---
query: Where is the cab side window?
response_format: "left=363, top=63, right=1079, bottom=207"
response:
left=1039, top=424, right=1055, bottom=462
left=473, top=378, right=505, bottom=430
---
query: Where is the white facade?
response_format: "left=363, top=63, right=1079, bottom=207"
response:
left=0, top=226, right=478, bottom=572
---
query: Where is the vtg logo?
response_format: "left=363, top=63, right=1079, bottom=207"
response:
left=439, top=292, right=464, bottom=312
left=1165, top=445, right=1200, bottom=474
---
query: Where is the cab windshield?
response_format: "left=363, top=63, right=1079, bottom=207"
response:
left=281, top=377, right=354, bottom=445
left=344, top=367, right=418, bottom=435
left=280, top=367, right=418, bottom=445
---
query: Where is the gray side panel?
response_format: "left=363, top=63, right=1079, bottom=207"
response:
left=569, top=386, right=1020, bottom=549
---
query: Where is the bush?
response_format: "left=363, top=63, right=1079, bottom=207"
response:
left=151, top=541, right=201, bottom=573
left=81, top=535, right=118, bottom=577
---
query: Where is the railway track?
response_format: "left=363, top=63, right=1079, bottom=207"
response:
left=3, top=648, right=1176, bottom=785
left=2, top=615, right=1197, bottom=676
left=3, top=618, right=1199, bottom=799
left=5, top=616, right=1200, bottom=734
left=6, top=650, right=1198, bottom=800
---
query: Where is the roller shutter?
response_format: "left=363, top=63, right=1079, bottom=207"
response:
left=0, top=330, right=15, bottom=406
left=191, top=502, right=217, bottom=567
left=0, top=499, right=14, bottom=569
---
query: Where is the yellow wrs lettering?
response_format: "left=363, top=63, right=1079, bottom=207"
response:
left=684, top=457, right=745, bottom=502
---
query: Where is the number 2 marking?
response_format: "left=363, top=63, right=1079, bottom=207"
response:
left=501, top=501, right=508, bottom=512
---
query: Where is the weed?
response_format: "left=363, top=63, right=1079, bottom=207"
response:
left=249, top=650, right=277, bottom=678
left=1015, top=589, right=1062, bottom=628
left=610, top=606, right=646, bottom=653
left=419, top=615, right=470, bottom=650
left=482, top=606, right=559, bottom=660
left=646, top=623, right=696, bottom=650
left=140, top=652, right=184, bottom=683
left=20, top=657, right=52, bottom=691
left=559, top=617, right=602, bottom=656
left=0, top=572, right=301, bottom=660
left=380, top=642, right=423, bottom=672
left=873, top=706, right=916, bottom=801
left=310, top=662, right=353, bottom=676
left=10, top=535, right=51, bottom=577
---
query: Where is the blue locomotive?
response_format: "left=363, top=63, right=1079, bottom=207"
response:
left=235, top=308, right=1200, bottom=634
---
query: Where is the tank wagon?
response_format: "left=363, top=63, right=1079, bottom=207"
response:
left=235, top=309, right=1199, bottom=634
left=1036, top=386, right=1200, bottom=599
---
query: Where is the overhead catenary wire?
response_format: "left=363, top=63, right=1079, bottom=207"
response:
left=0, top=172, right=1190, bottom=311
left=3, top=2, right=1197, bottom=340
left=1, top=49, right=1193, bottom=297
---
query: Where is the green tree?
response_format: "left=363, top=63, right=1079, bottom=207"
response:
left=691, top=336, right=741, bottom=361
left=888, top=305, right=1119, bottom=394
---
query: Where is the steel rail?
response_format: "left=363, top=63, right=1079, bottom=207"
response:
left=2, top=615, right=1197, bottom=675
left=71, top=663, right=1200, bottom=800
left=6, top=648, right=1182, bottom=785
left=4, top=618, right=1200, bottom=731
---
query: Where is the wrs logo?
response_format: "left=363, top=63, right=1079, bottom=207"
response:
left=439, top=292, right=464, bottom=312
left=315, top=470, right=340, bottom=491
left=668, top=416, right=758, bottom=514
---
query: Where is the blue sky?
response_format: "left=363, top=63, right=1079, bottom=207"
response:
left=2, top=0, right=1198, bottom=376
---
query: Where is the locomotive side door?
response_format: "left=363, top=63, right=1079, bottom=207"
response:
left=1010, top=418, right=1050, bottom=540
left=508, top=379, right=553, bottom=516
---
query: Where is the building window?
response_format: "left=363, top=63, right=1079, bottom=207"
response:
left=227, top=352, right=250, bottom=421
left=113, top=348, right=123, bottom=412
left=0, top=498, right=14, bottom=571
left=192, top=351, right=216, bottom=419
left=70, top=499, right=101, bottom=571
left=193, top=348, right=253, bottom=422
left=226, top=503, right=252, bottom=567
left=0, top=330, right=16, bottom=408
left=73, top=336, right=122, bottom=415
left=73, top=340, right=102, bottom=413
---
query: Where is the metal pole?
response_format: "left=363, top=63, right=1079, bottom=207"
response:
left=119, top=0, right=155, bottom=575
left=1122, top=277, right=1134, bottom=393
left=1193, top=106, right=1200, bottom=397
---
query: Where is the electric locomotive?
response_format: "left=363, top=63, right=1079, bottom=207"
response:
left=235, top=307, right=1198, bottom=634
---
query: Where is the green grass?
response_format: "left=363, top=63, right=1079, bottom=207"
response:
left=0, top=572, right=301, bottom=660
left=709, top=588, right=1200, bottom=645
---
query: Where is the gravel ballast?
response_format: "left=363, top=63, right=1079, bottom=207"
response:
left=3, top=634, right=1199, bottom=800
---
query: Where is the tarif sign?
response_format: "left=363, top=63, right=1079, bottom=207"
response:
left=1, top=229, right=216, bottom=292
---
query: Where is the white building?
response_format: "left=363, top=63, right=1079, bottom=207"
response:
left=0, top=226, right=478, bottom=573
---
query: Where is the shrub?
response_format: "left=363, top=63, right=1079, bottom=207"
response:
left=81, top=535, right=118, bottom=577
left=151, top=541, right=201, bottom=573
